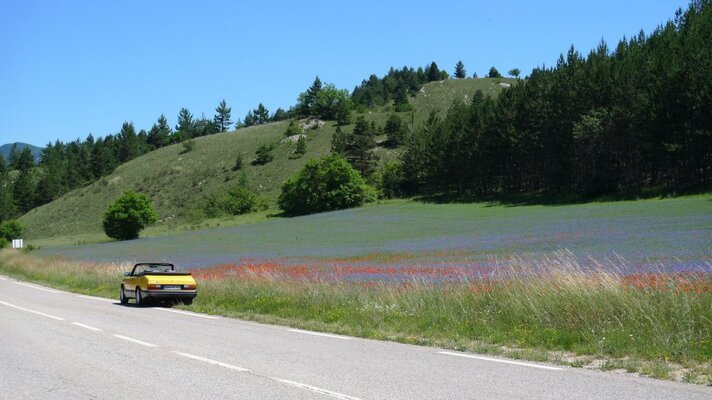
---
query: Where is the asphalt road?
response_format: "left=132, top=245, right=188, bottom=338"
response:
left=0, top=275, right=709, bottom=400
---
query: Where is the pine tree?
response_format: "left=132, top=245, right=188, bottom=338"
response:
left=297, top=76, right=323, bottom=116
left=272, top=108, right=289, bottom=121
left=345, top=117, right=378, bottom=176
left=393, top=82, right=408, bottom=106
left=455, top=61, right=466, bottom=78
left=12, top=148, right=35, bottom=214
left=0, top=169, right=14, bottom=221
left=91, top=138, right=116, bottom=178
left=214, top=99, right=232, bottom=132
left=8, top=144, right=20, bottom=169
left=175, top=108, right=194, bottom=140
left=488, top=66, right=502, bottom=78
left=148, top=114, right=172, bottom=149
left=117, top=121, right=138, bottom=162
left=384, top=114, right=406, bottom=145
left=243, top=110, right=256, bottom=127
left=193, top=115, right=219, bottom=137
left=34, top=143, right=65, bottom=207
left=331, top=124, right=348, bottom=154
left=305, top=76, right=322, bottom=113
left=427, top=62, right=441, bottom=82
left=253, top=103, right=270, bottom=124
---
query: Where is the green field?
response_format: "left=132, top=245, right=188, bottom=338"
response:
left=31, top=195, right=712, bottom=274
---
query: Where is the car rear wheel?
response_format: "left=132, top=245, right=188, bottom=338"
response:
left=135, top=287, right=144, bottom=306
left=182, top=299, right=193, bottom=306
left=119, top=285, right=128, bottom=304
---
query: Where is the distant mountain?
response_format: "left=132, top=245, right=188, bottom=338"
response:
left=0, top=142, right=42, bottom=163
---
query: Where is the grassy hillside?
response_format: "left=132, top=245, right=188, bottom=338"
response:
left=19, top=78, right=514, bottom=240
left=410, top=77, right=517, bottom=115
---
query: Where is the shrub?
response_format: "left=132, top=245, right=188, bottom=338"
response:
left=284, top=120, right=303, bottom=137
left=252, top=144, right=274, bottom=165
left=204, top=177, right=264, bottom=217
left=295, top=136, right=307, bottom=155
left=232, top=154, right=243, bottom=171
left=376, top=161, right=405, bottom=198
left=278, top=154, right=375, bottom=215
left=102, top=191, right=158, bottom=240
left=181, top=139, right=195, bottom=154
left=0, top=220, right=24, bottom=241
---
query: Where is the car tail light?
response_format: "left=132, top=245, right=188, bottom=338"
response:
left=183, top=284, right=196, bottom=290
left=147, top=284, right=161, bottom=290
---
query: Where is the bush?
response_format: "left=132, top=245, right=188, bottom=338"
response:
left=284, top=120, right=303, bottom=137
left=295, top=136, right=307, bottom=155
left=0, top=220, right=24, bottom=241
left=204, top=178, right=264, bottom=218
left=376, top=161, right=405, bottom=198
left=181, top=139, right=195, bottom=154
left=252, top=144, right=274, bottom=165
left=278, top=155, right=375, bottom=215
left=102, top=191, right=158, bottom=240
left=232, top=154, right=243, bottom=171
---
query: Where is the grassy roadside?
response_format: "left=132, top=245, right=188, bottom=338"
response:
left=1, top=249, right=709, bottom=384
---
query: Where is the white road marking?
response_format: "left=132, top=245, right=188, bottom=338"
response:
left=288, top=328, right=351, bottom=340
left=113, top=334, right=157, bottom=347
left=14, top=281, right=61, bottom=294
left=0, top=276, right=7, bottom=280
left=71, top=322, right=103, bottom=332
left=438, top=351, right=563, bottom=371
left=0, top=300, right=65, bottom=321
left=272, top=378, right=363, bottom=400
left=154, top=308, right=219, bottom=320
left=172, top=351, right=249, bottom=372
left=77, top=294, right=115, bottom=303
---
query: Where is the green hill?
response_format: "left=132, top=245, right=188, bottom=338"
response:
left=19, top=78, right=515, bottom=241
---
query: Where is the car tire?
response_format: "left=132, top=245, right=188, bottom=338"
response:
left=135, top=287, right=144, bottom=306
left=182, top=299, right=193, bottom=306
left=119, top=285, right=128, bottom=304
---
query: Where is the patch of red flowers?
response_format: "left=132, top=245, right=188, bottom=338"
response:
left=621, top=272, right=712, bottom=293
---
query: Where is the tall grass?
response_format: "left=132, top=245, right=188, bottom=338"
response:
left=1, top=249, right=709, bottom=380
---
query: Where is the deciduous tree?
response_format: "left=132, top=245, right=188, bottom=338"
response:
left=102, top=191, right=157, bottom=240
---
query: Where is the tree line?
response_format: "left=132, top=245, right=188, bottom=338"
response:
left=0, top=99, right=240, bottom=221
left=398, top=1, right=711, bottom=197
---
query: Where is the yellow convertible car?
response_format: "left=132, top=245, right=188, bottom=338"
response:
left=120, top=263, right=197, bottom=306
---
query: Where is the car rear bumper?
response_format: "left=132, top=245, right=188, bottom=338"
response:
left=143, top=290, right=197, bottom=300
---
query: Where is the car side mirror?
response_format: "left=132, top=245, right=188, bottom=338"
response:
left=124, top=272, right=131, bottom=277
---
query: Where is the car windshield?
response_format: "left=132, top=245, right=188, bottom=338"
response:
left=135, top=264, right=174, bottom=275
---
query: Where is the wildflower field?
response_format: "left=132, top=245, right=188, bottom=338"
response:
left=3, top=195, right=711, bottom=382
left=33, top=196, right=711, bottom=275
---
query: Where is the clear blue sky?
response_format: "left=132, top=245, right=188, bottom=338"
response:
left=0, top=0, right=689, bottom=147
